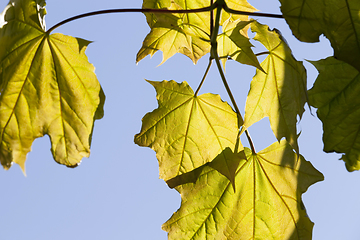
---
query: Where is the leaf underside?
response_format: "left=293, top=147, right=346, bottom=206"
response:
left=217, top=19, right=262, bottom=70
left=163, top=140, right=324, bottom=240
left=244, top=21, right=307, bottom=153
left=0, top=1, right=327, bottom=239
left=220, top=0, right=257, bottom=24
left=137, top=0, right=257, bottom=65
left=0, top=0, right=104, bottom=172
left=279, top=0, right=360, bottom=71
left=137, top=0, right=211, bottom=64
left=308, top=57, right=360, bottom=171
left=134, top=80, right=242, bottom=185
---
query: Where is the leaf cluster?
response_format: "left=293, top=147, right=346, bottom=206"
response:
left=134, top=0, right=325, bottom=238
left=1, top=0, right=359, bottom=239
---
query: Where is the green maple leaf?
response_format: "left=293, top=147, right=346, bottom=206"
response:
left=308, top=57, right=360, bottom=171
left=137, top=0, right=257, bottom=64
left=221, top=0, right=257, bottom=24
left=134, top=80, right=242, bottom=185
left=163, top=140, right=323, bottom=240
left=217, top=19, right=261, bottom=70
left=0, top=0, right=104, bottom=172
left=244, top=21, right=307, bottom=153
left=279, top=0, right=360, bottom=71
left=142, top=0, right=172, bottom=27
left=166, top=147, right=246, bottom=190
left=137, top=0, right=211, bottom=64
left=278, top=0, right=324, bottom=43
left=322, top=0, right=360, bottom=71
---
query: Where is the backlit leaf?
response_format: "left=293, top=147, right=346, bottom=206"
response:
left=244, top=21, right=307, bottom=153
left=279, top=0, right=360, bottom=71
left=167, top=147, right=246, bottom=190
left=163, top=140, right=323, bottom=239
left=278, top=0, right=324, bottom=43
left=221, top=0, right=257, bottom=24
left=134, top=80, right=242, bottom=184
left=0, top=0, right=104, bottom=171
left=137, top=0, right=211, bottom=64
left=308, top=57, right=360, bottom=171
left=137, top=0, right=258, bottom=64
left=142, top=0, right=171, bottom=27
left=217, top=19, right=262, bottom=70
left=208, top=148, right=245, bottom=191
left=322, top=0, right=360, bottom=71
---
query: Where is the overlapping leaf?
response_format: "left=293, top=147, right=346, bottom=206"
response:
left=279, top=0, right=360, bottom=71
left=244, top=21, right=307, bottom=153
left=137, top=0, right=211, bottom=64
left=323, top=0, right=360, bottom=71
left=163, top=140, right=324, bottom=239
left=134, top=80, right=242, bottom=184
left=221, top=0, right=257, bottom=24
left=217, top=19, right=261, bottom=70
left=142, top=0, right=172, bottom=27
left=278, top=0, right=324, bottom=43
left=0, top=0, right=104, bottom=171
left=137, top=0, right=258, bottom=64
left=308, top=57, right=360, bottom=171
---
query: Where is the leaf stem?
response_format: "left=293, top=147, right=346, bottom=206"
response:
left=195, top=59, right=213, bottom=96
left=211, top=3, right=241, bottom=119
left=47, top=6, right=216, bottom=33
left=210, top=2, right=256, bottom=153
left=213, top=53, right=241, bottom=121
left=245, top=129, right=256, bottom=153
left=213, top=53, right=256, bottom=153
left=210, top=0, right=214, bottom=38
left=255, top=51, right=270, bottom=56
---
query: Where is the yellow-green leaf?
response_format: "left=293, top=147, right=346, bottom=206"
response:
left=134, top=80, right=242, bottom=183
left=0, top=0, right=104, bottom=172
left=137, top=0, right=211, bottom=64
left=244, top=21, right=307, bottom=153
left=221, top=0, right=257, bottom=24
left=137, top=0, right=258, bottom=64
left=163, top=140, right=323, bottom=239
left=208, top=148, right=245, bottom=191
left=142, top=0, right=172, bottom=27
left=217, top=19, right=262, bottom=70
left=308, top=57, right=360, bottom=171
left=167, top=147, right=246, bottom=190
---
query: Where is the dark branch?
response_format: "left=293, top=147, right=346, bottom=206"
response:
left=47, top=3, right=285, bottom=33
left=47, top=6, right=216, bottom=33
left=223, top=5, right=284, bottom=19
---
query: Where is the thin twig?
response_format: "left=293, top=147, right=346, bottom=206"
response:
left=210, top=0, right=214, bottom=38
left=209, top=2, right=256, bottom=153
left=212, top=50, right=242, bottom=122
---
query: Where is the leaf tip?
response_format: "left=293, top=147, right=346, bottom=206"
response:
left=341, top=155, right=360, bottom=172
left=19, top=162, right=26, bottom=176
left=208, top=148, right=245, bottom=191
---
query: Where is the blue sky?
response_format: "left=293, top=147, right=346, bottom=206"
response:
left=0, top=0, right=359, bottom=239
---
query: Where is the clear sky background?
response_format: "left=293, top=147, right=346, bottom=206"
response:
left=0, top=0, right=359, bottom=239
